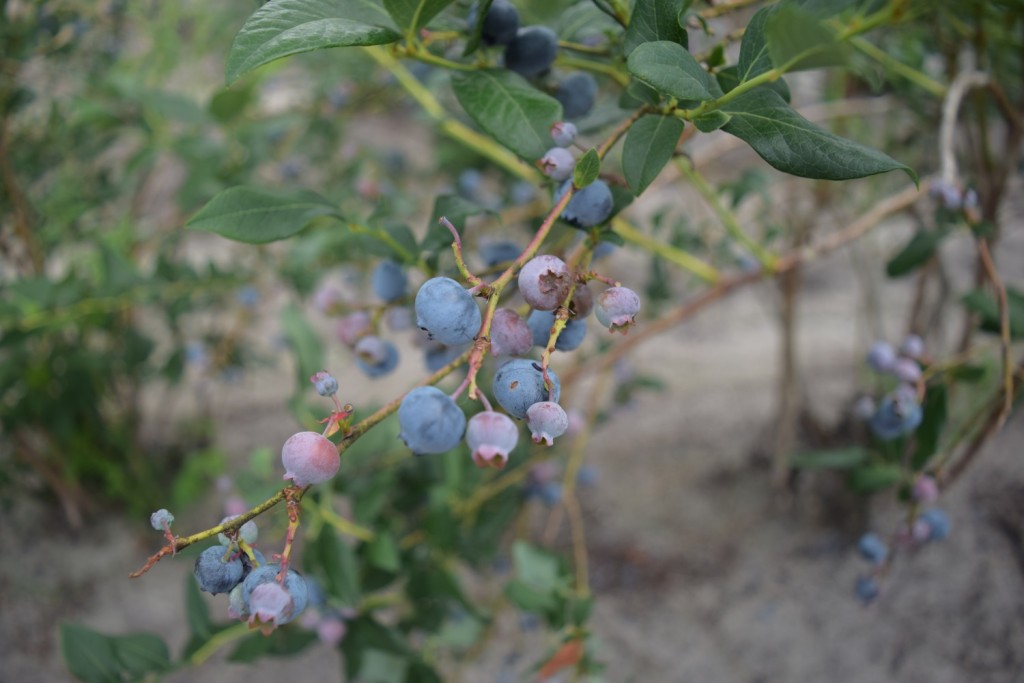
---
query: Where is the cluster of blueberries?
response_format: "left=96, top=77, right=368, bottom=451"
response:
left=473, top=0, right=599, bottom=119
left=854, top=475, right=951, bottom=604
left=858, top=335, right=927, bottom=440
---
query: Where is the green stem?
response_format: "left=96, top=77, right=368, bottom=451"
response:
left=188, top=622, right=252, bottom=666
left=848, top=36, right=947, bottom=97
left=612, top=217, right=720, bottom=284
left=555, top=55, right=629, bottom=87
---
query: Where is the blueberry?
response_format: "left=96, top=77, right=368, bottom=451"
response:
left=466, top=411, right=520, bottom=469
left=899, top=334, right=924, bottom=359
left=149, top=509, right=174, bottom=531
left=243, top=564, right=308, bottom=627
left=423, top=340, right=470, bottom=372
left=492, top=359, right=560, bottom=419
left=354, top=336, right=400, bottom=378
left=236, top=285, right=261, bottom=309
left=911, top=475, right=939, bottom=503
left=479, top=240, right=522, bottom=268
left=458, top=168, right=483, bottom=200
left=526, top=401, right=569, bottom=445
left=527, top=309, right=587, bottom=351
left=857, top=532, right=888, bottom=565
left=310, top=370, right=339, bottom=397
left=569, top=284, right=593, bottom=318
left=892, top=357, right=922, bottom=384
left=281, top=431, right=340, bottom=487
left=554, top=73, right=597, bottom=119
left=398, top=386, right=467, bottom=455
left=371, top=260, right=408, bottom=303
left=415, top=277, right=482, bottom=346
left=490, top=308, right=534, bottom=357
left=217, top=515, right=259, bottom=546
left=595, top=286, right=641, bottom=333
left=385, top=306, right=413, bottom=332
left=336, top=311, right=373, bottom=347
left=869, top=384, right=922, bottom=440
left=228, top=584, right=249, bottom=620
left=194, top=546, right=244, bottom=595
left=473, top=0, right=520, bottom=46
left=539, top=147, right=575, bottom=181
left=510, top=181, right=536, bottom=206
left=854, top=575, right=880, bottom=605
left=540, top=481, right=563, bottom=505
left=312, top=284, right=344, bottom=314
left=853, top=395, right=876, bottom=421
left=919, top=508, right=950, bottom=541
left=592, top=241, right=617, bottom=260
left=555, top=179, right=614, bottom=229
left=518, top=255, right=571, bottom=311
left=504, top=26, right=558, bottom=78
left=550, top=121, right=578, bottom=148
left=866, top=341, right=896, bottom=373
left=317, top=617, right=348, bottom=646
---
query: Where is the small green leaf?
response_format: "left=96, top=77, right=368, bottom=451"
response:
left=623, top=0, right=690, bottom=54
left=886, top=229, right=946, bottom=277
left=60, top=624, right=119, bottom=683
left=721, top=88, right=916, bottom=182
left=110, top=633, right=172, bottom=677
left=513, top=541, right=562, bottom=591
left=504, top=579, right=559, bottom=613
left=765, top=3, right=846, bottom=71
left=848, top=464, right=903, bottom=493
left=961, top=287, right=1024, bottom=339
left=462, top=0, right=493, bottom=56
left=912, top=383, right=947, bottom=469
left=622, top=115, right=684, bottom=196
left=451, top=70, right=563, bottom=161
left=280, top=304, right=324, bottom=393
left=573, top=148, right=601, bottom=188
left=627, top=41, right=714, bottom=102
left=790, top=447, right=868, bottom=470
left=228, top=628, right=318, bottom=662
left=692, top=110, right=731, bottom=132
left=737, top=7, right=774, bottom=82
left=367, top=530, right=401, bottom=572
left=309, top=530, right=362, bottom=605
left=185, top=575, right=213, bottom=640
left=226, top=0, right=400, bottom=84
left=947, top=363, right=988, bottom=383
left=382, top=0, right=454, bottom=31
left=186, top=186, right=339, bottom=244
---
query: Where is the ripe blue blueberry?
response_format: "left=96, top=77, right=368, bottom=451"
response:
left=490, top=308, right=534, bottom=357
left=458, top=168, right=483, bottom=200
left=479, top=240, right=522, bottom=268
left=554, top=72, right=598, bottom=119
left=595, top=286, right=641, bottom=333
left=398, top=386, right=467, bottom=455
left=504, top=26, right=558, bottom=78
left=472, top=0, right=519, bottom=46
left=518, top=255, right=571, bottom=311
left=526, top=401, right=569, bottom=446
left=354, top=336, right=400, bottom=378
left=371, top=260, right=408, bottom=303
left=555, top=179, right=613, bottom=229
left=869, top=384, right=922, bottom=440
left=510, top=181, right=536, bottom=206
left=539, top=147, right=574, bottom=181
left=919, top=508, right=950, bottom=541
left=422, top=340, right=470, bottom=372
left=465, top=411, right=520, bottom=469
left=310, top=370, right=339, bottom=397
left=281, top=431, right=340, bottom=487
left=194, top=546, right=244, bottom=595
left=550, top=121, right=577, bottom=148
left=857, top=532, right=888, bottom=565
left=527, top=309, right=587, bottom=351
left=854, top=575, right=880, bottom=605
left=900, top=334, right=924, bottom=359
left=492, top=359, right=561, bottom=419
left=149, top=509, right=174, bottom=531
left=866, top=341, right=896, bottom=373
left=415, top=277, right=482, bottom=346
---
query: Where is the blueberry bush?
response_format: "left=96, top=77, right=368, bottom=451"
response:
left=9, top=0, right=1019, bottom=680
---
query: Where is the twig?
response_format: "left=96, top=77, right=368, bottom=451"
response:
left=976, top=238, right=1013, bottom=429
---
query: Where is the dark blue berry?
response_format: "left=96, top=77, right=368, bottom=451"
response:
left=504, top=26, right=558, bottom=78
left=554, top=73, right=597, bottom=119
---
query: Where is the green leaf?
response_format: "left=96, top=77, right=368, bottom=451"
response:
left=573, top=148, right=601, bottom=188
left=60, top=624, right=119, bottom=683
left=912, top=383, right=947, bottom=469
left=280, top=304, right=324, bottom=398
left=765, top=3, right=846, bottom=71
left=717, top=65, right=791, bottom=102
left=228, top=628, right=318, bottom=662
left=692, top=110, right=731, bottom=132
left=504, top=579, right=559, bottom=613
left=226, top=0, right=400, bottom=84
left=622, top=115, right=684, bottom=195
left=513, top=540, right=562, bottom=591
left=341, top=617, right=412, bottom=680
left=422, top=194, right=491, bottom=257
left=848, top=464, right=903, bottom=493
left=185, top=575, right=213, bottom=640
left=961, top=287, right=1024, bottom=339
left=886, top=229, right=946, bottom=277
left=309, top=530, right=362, bottom=605
left=462, top=0, right=492, bottom=56
left=623, top=0, right=690, bottom=54
left=790, top=446, right=868, bottom=470
left=382, top=0, right=454, bottom=31
left=947, top=363, right=988, bottom=384
left=451, top=70, right=563, bottom=161
left=358, top=648, right=409, bottom=682
left=186, top=186, right=339, bottom=244
left=737, top=7, right=774, bottom=82
left=627, top=41, right=714, bottom=102
left=367, top=530, right=401, bottom=572
left=721, top=88, right=916, bottom=181
left=110, top=634, right=172, bottom=677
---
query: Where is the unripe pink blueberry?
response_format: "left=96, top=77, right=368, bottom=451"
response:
left=317, top=617, right=347, bottom=646
left=281, top=431, right=340, bottom=487
left=569, top=284, right=594, bottom=318
left=310, top=370, right=339, bottom=397
left=550, top=121, right=577, bottom=147
left=249, top=581, right=295, bottom=627
left=519, top=255, right=571, bottom=311
left=355, top=335, right=390, bottom=365
left=911, top=474, right=939, bottom=503
left=313, top=285, right=344, bottom=314
left=490, top=308, right=534, bottom=357
left=900, top=334, right=924, bottom=359
left=892, top=357, right=922, bottom=384
left=466, top=411, right=519, bottom=469
left=595, top=286, right=641, bottom=333
left=336, top=311, right=372, bottom=347
left=525, top=401, right=569, bottom=446
left=224, top=495, right=247, bottom=517
left=539, top=147, right=574, bottom=181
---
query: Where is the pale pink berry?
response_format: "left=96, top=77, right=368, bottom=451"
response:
left=313, top=285, right=344, bottom=314
left=336, top=311, right=372, bottom=347
left=526, top=401, right=569, bottom=446
left=465, top=411, right=519, bottom=469
left=317, top=617, right=347, bottom=646
left=490, top=309, right=534, bottom=357
left=519, top=255, right=571, bottom=311
left=282, top=431, right=340, bottom=487
left=911, top=475, right=939, bottom=503
left=569, top=284, right=594, bottom=318
left=224, top=496, right=247, bottom=517
left=249, top=581, right=295, bottom=627
left=539, top=147, right=574, bottom=181
left=595, top=286, right=640, bottom=332
left=892, top=357, right=922, bottom=384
